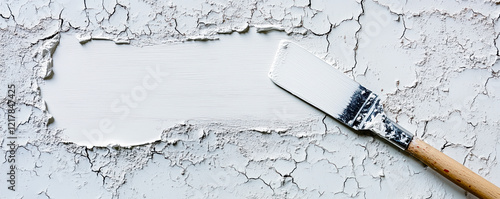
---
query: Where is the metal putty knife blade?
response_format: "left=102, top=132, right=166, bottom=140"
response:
left=268, top=40, right=413, bottom=150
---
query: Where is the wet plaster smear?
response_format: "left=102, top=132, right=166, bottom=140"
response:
left=0, top=0, right=500, bottom=198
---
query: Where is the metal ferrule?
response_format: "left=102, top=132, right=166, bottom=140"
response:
left=352, top=97, right=414, bottom=150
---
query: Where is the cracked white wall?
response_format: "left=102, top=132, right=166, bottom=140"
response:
left=0, top=0, right=499, bottom=198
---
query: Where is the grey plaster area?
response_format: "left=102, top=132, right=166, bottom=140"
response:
left=0, top=0, right=499, bottom=198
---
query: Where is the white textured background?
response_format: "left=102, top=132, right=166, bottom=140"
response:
left=0, top=0, right=499, bottom=198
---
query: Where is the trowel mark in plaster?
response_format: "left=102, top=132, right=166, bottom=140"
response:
left=42, top=30, right=324, bottom=147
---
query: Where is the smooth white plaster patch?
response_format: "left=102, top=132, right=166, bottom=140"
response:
left=41, top=30, right=322, bottom=147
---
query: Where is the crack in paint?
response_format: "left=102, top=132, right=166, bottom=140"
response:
left=1, top=0, right=500, bottom=198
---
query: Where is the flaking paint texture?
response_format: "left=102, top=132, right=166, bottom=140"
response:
left=0, top=0, right=499, bottom=198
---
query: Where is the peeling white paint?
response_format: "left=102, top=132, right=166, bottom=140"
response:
left=0, top=0, right=499, bottom=198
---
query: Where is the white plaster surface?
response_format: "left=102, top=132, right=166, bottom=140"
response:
left=42, top=31, right=320, bottom=147
left=0, top=0, right=499, bottom=198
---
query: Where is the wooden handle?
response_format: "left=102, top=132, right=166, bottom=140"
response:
left=407, top=139, right=500, bottom=199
